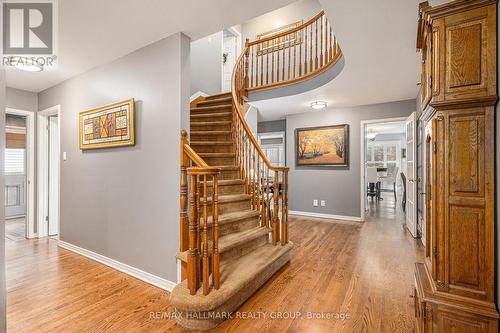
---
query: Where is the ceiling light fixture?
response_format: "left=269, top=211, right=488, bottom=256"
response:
left=310, top=101, right=327, bottom=110
left=366, top=129, right=377, bottom=140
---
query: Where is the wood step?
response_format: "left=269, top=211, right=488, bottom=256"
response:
left=190, top=130, right=232, bottom=142
left=176, top=226, right=269, bottom=264
left=206, top=179, right=245, bottom=195
left=190, top=121, right=232, bottom=132
left=190, top=112, right=232, bottom=121
left=198, top=152, right=235, bottom=166
left=197, top=96, right=232, bottom=107
left=171, top=242, right=293, bottom=330
left=216, top=166, right=241, bottom=180
left=190, top=104, right=232, bottom=114
left=206, top=193, right=251, bottom=215
left=190, top=141, right=233, bottom=153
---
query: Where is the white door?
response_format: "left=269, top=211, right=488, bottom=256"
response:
left=222, top=31, right=237, bottom=92
left=48, top=116, right=59, bottom=236
left=406, top=112, right=417, bottom=237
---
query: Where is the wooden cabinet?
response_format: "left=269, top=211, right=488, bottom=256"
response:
left=415, top=1, right=498, bottom=331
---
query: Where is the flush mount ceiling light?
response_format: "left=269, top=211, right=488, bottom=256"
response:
left=8, top=56, right=44, bottom=72
left=366, top=129, right=377, bottom=140
left=310, top=101, right=327, bottom=110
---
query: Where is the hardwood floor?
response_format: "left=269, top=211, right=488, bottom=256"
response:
left=7, top=199, right=422, bottom=332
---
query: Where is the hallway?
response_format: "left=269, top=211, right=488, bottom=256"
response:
left=6, top=208, right=422, bottom=333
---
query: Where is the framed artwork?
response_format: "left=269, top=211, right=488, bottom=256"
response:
left=79, top=98, right=135, bottom=150
left=295, top=124, right=349, bottom=167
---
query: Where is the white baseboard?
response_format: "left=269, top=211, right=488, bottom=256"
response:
left=58, top=240, right=177, bottom=292
left=289, top=210, right=363, bottom=222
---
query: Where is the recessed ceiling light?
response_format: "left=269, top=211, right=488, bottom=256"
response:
left=8, top=56, right=44, bottom=72
left=310, top=101, right=327, bottom=110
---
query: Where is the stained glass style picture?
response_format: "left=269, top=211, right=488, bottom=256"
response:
left=79, top=99, right=135, bottom=150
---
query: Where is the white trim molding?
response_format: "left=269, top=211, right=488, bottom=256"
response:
left=190, top=91, right=209, bottom=102
left=58, top=240, right=177, bottom=292
left=289, top=210, right=363, bottom=222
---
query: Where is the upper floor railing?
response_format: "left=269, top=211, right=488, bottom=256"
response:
left=244, top=10, right=341, bottom=92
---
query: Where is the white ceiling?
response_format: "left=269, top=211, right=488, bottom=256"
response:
left=6, top=0, right=296, bottom=92
left=252, top=0, right=434, bottom=121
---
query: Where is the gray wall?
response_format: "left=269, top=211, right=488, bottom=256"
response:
left=5, top=87, right=38, bottom=112
left=286, top=99, right=415, bottom=217
left=190, top=32, right=222, bottom=96
left=258, top=119, right=286, bottom=133
left=38, top=33, right=190, bottom=283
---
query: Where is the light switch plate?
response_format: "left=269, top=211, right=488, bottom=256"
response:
left=321, top=200, right=326, bottom=207
left=63, top=152, right=67, bottom=161
left=313, top=199, right=318, bottom=207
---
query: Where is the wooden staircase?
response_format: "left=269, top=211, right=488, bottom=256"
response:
left=171, top=11, right=342, bottom=331
left=171, top=93, right=293, bottom=330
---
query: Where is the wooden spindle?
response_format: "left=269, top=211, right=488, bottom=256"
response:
left=271, top=40, right=275, bottom=83
left=293, top=32, right=297, bottom=79
left=260, top=44, right=264, bottom=87
left=282, top=37, right=285, bottom=81
left=180, top=130, right=189, bottom=252
left=257, top=155, right=261, bottom=213
left=244, top=39, right=249, bottom=89
left=273, top=170, right=279, bottom=245
left=329, top=28, right=333, bottom=61
left=315, top=18, right=318, bottom=70
left=281, top=172, right=285, bottom=246
left=260, top=162, right=265, bottom=227
left=285, top=170, right=289, bottom=244
left=287, top=35, right=291, bottom=80
left=250, top=45, right=254, bottom=88
left=266, top=167, right=270, bottom=228
left=251, top=145, right=255, bottom=209
left=276, top=38, right=280, bottom=82
left=304, top=26, right=308, bottom=74
left=299, top=30, right=303, bottom=76
left=212, top=174, right=220, bottom=289
left=187, top=174, right=199, bottom=295
left=266, top=41, right=269, bottom=85
left=196, top=175, right=201, bottom=286
left=309, top=23, right=313, bottom=72
left=320, top=15, right=324, bottom=67
left=202, top=175, right=209, bottom=295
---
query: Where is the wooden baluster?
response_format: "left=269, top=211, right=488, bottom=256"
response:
left=276, top=38, right=280, bottom=82
left=281, top=172, right=286, bottom=246
left=247, top=137, right=251, bottom=194
left=282, top=36, right=286, bottom=81
left=239, top=123, right=244, bottom=179
left=273, top=170, right=279, bottom=245
left=266, top=167, right=270, bottom=228
left=212, top=174, right=220, bottom=289
left=271, top=39, right=275, bottom=83
left=287, top=35, right=291, bottom=81
left=266, top=41, right=269, bottom=85
left=187, top=173, right=199, bottom=295
left=257, top=155, right=261, bottom=214
left=292, top=32, right=297, bottom=79
left=329, top=28, right=333, bottom=62
left=260, top=44, right=264, bottom=87
left=244, top=39, right=249, bottom=89
left=251, top=45, right=255, bottom=88
left=320, top=15, right=324, bottom=67
left=285, top=170, right=289, bottom=244
left=251, top=145, right=255, bottom=209
left=180, top=131, right=189, bottom=252
left=309, top=23, right=313, bottom=72
left=315, top=18, right=319, bottom=70
left=260, top=162, right=265, bottom=227
left=244, top=136, right=249, bottom=193
left=202, top=175, right=209, bottom=294
left=299, top=30, right=302, bottom=76
left=196, top=175, right=201, bottom=286
left=304, top=26, right=308, bottom=74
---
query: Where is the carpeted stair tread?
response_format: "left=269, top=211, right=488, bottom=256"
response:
left=176, top=225, right=267, bottom=263
left=206, top=179, right=244, bottom=186
left=191, top=104, right=232, bottom=112
left=198, top=152, right=235, bottom=157
left=171, top=242, right=293, bottom=312
left=207, top=193, right=250, bottom=204
left=190, top=141, right=233, bottom=145
left=191, top=130, right=232, bottom=135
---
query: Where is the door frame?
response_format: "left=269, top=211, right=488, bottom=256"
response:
left=37, top=105, right=61, bottom=238
left=360, top=116, right=408, bottom=222
left=5, top=108, right=36, bottom=238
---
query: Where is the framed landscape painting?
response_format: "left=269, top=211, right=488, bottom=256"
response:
left=79, top=98, right=135, bottom=150
left=295, top=124, right=349, bottom=167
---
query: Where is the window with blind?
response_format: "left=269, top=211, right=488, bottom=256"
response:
left=5, top=148, right=25, bottom=174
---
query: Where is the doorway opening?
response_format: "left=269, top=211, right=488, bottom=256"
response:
left=5, top=109, right=35, bottom=241
left=37, top=106, right=61, bottom=238
left=360, top=118, right=407, bottom=223
left=221, top=28, right=241, bottom=92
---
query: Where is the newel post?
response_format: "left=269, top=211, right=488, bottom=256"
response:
left=180, top=130, right=189, bottom=252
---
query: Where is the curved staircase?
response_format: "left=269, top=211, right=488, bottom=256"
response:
left=171, top=10, right=342, bottom=331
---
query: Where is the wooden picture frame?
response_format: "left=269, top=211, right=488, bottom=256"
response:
left=295, top=124, right=349, bottom=167
left=79, top=98, right=135, bottom=150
